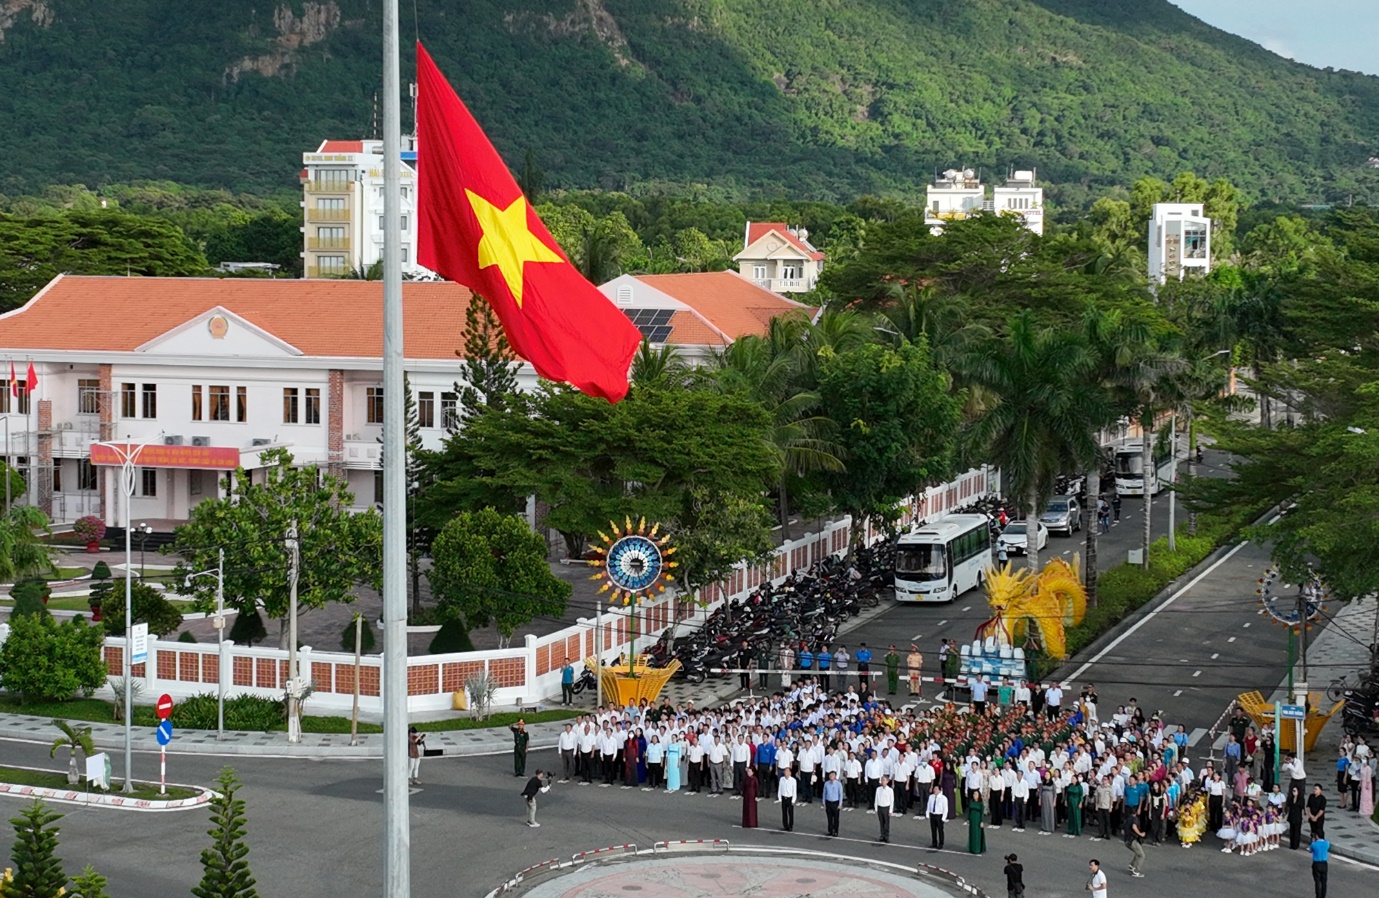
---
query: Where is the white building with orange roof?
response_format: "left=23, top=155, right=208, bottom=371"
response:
left=732, top=222, right=826, bottom=294
left=0, top=272, right=815, bottom=529
left=600, top=271, right=818, bottom=364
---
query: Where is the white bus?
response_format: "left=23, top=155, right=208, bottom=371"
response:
left=893, top=514, right=992, bottom=603
left=1112, top=442, right=1174, bottom=497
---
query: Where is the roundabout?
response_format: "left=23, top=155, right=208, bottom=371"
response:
left=490, top=845, right=985, bottom=898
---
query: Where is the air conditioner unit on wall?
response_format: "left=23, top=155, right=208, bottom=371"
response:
left=164, top=435, right=184, bottom=446
left=192, top=436, right=211, bottom=447
left=251, top=438, right=272, bottom=447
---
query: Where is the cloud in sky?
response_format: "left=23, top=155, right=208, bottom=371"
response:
left=1168, top=0, right=1379, bottom=75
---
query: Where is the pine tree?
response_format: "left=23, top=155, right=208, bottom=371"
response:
left=68, top=865, right=111, bottom=898
left=192, top=768, right=259, bottom=898
left=6, top=801, right=67, bottom=898
left=454, top=296, right=520, bottom=427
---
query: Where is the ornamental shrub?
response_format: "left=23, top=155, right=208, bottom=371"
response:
left=9, top=578, right=52, bottom=620
left=227, top=609, right=268, bottom=647
left=171, top=694, right=284, bottom=732
left=72, top=515, right=105, bottom=541
left=0, top=615, right=106, bottom=703
left=5, top=801, right=67, bottom=898
left=339, top=616, right=376, bottom=654
left=101, top=582, right=185, bottom=637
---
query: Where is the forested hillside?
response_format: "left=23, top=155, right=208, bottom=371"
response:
left=1, top=0, right=1376, bottom=205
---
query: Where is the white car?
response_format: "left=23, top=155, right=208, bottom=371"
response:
left=997, top=521, right=1049, bottom=555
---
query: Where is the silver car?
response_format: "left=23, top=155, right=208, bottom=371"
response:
left=1040, top=496, right=1082, bottom=536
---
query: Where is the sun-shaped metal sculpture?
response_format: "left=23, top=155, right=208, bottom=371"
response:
left=1256, top=566, right=1326, bottom=629
left=590, top=516, right=676, bottom=606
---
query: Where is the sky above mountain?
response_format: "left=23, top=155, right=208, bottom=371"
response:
left=1169, top=1, right=1378, bottom=75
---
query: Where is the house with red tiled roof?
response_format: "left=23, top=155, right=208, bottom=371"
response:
left=0, top=272, right=815, bottom=528
left=732, top=222, right=826, bottom=295
left=599, top=272, right=817, bottom=364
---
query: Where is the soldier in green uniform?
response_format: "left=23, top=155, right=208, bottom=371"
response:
left=884, top=645, right=902, bottom=695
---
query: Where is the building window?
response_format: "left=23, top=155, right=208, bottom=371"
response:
left=141, top=384, right=157, bottom=419
left=315, top=226, right=346, bottom=248
left=52, top=462, right=62, bottom=494
left=441, top=392, right=458, bottom=429
left=283, top=388, right=299, bottom=424
left=781, top=264, right=800, bottom=281
left=417, top=391, right=434, bottom=428
left=141, top=468, right=158, bottom=497
left=401, top=246, right=409, bottom=264
left=316, top=197, right=345, bottom=216
left=316, top=169, right=351, bottom=190
left=189, top=470, right=204, bottom=496
left=752, top=265, right=767, bottom=281
left=191, top=385, right=203, bottom=421
left=317, top=255, right=347, bottom=275
left=77, top=460, right=97, bottom=491
left=305, top=388, right=321, bottom=425
left=208, top=385, right=230, bottom=421
left=366, top=386, right=384, bottom=425
left=121, top=382, right=137, bottom=418
left=401, top=215, right=409, bottom=231
left=78, top=379, right=100, bottom=415
left=236, top=386, right=248, bottom=423
left=373, top=470, right=384, bottom=506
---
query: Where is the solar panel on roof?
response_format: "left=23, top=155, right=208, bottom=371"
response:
left=622, top=308, right=675, bottom=343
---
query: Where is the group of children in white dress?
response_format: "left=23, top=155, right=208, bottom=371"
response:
left=1216, top=799, right=1284, bottom=855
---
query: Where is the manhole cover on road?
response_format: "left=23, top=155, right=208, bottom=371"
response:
left=621, top=887, right=642, bottom=892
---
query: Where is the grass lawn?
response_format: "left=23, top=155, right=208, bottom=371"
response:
left=0, top=595, right=195, bottom=613
left=45, top=566, right=90, bottom=581
left=0, top=765, right=200, bottom=802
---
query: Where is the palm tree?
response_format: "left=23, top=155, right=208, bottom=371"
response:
left=0, top=505, right=56, bottom=583
left=50, top=720, right=96, bottom=786
left=876, top=282, right=978, bottom=367
left=629, top=340, right=690, bottom=389
left=712, top=327, right=846, bottom=531
left=1080, top=306, right=1155, bottom=603
left=956, top=311, right=1107, bottom=574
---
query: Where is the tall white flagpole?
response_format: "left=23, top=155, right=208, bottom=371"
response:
left=381, top=1, right=411, bottom=895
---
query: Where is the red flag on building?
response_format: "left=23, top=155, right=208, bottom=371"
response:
left=8, top=361, right=15, bottom=398
left=25, top=362, right=37, bottom=394
left=415, top=43, right=641, bottom=402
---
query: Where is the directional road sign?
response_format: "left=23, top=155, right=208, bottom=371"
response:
left=156, top=720, right=173, bottom=746
left=1279, top=703, right=1306, bottom=720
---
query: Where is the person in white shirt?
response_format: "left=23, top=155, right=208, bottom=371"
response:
left=1045, top=683, right=1063, bottom=720
left=1011, top=773, right=1030, bottom=830
left=707, top=738, right=727, bottom=795
left=926, top=783, right=949, bottom=847
left=874, top=775, right=895, bottom=842
left=557, top=723, right=578, bottom=782
left=845, top=752, right=863, bottom=809
left=778, top=767, right=798, bottom=831
left=1086, top=859, right=1107, bottom=898
left=578, top=724, right=597, bottom=784
left=864, top=752, right=884, bottom=811
left=731, top=735, right=752, bottom=796
left=797, top=738, right=818, bottom=803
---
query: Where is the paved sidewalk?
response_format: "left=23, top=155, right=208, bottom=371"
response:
left=1263, top=595, right=1379, bottom=865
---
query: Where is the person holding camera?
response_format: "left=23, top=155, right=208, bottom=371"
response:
left=408, top=726, right=425, bottom=785
left=1003, top=853, right=1024, bottom=898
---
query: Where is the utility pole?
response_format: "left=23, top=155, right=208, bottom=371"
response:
left=351, top=613, right=363, bottom=746
left=286, top=519, right=301, bottom=743
left=216, top=548, right=225, bottom=740
left=595, top=601, right=604, bottom=709
left=1167, top=412, right=1178, bottom=552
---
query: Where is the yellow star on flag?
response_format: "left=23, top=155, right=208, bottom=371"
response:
left=465, top=189, right=563, bottom=308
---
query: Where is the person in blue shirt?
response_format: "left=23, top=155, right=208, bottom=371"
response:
left=799, top=647, right=815, bottom=673
left=756, top=740, right=777, bottom=796
left=856, top=644, right=873, bottom=692
left=1309, top=834, right=1329, bottom=898
left=823, top=770, right=844, bottom=836
left=560, top=658, right=575, bottom=706
left=817, top=646, right=833, bottom=691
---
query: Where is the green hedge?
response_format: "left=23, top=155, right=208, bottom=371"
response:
left=1056, top=507, right=1264, bottom=668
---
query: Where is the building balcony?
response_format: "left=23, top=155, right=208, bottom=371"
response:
left=752, top=277, right=815, bottom=293
left=302, top=180, right=354, bottom=194
left=342, top=436, right=382, bottom=469
left=307, top=236, right=352, bottom=251
left=306, top=207, right=352, bottom=222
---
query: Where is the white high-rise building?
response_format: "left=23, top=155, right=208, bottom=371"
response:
left=1147, top=203, right=1211, bottom=284
left=991, top=170, right=1044, bottom=236
left=299, top=138, right=433, bottom=279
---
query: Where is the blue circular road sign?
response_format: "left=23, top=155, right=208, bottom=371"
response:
left=156, top=720, right=173, bottom=746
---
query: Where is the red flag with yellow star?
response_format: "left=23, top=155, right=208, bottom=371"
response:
left=415, top=43, right=641, bottom=402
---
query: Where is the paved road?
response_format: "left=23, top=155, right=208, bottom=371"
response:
left=1, top=736, right=1373, bottom=898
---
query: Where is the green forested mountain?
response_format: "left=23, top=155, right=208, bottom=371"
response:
left=1, top=0, right=1376, bottom=206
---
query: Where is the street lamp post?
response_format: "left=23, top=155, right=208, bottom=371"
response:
left=136, top=522, right=153, bottom=579
left=186, top=548, right=226, bottom=740
left=93, top=437, right=159, bottom=794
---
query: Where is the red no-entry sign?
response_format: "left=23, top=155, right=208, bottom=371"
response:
left=156, top=694, right=174, bottom=720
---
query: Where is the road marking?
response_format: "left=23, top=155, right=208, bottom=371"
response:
left=1227, top=637, right=1236, bottom=643
left=730, top=825, right=959, bottom=856
left=1244, top=622, right=1252, bottom=628
left=1173, top=690, right=1183, bottom=697
left=938, top=620, right=948, bottom=626
left=912, top=634, right=924, bottom=641
left=1211, top=653, right=1220, bottom=660
left=1192, top=670, right=1202, bottom=677
left=962, top=606, right=971, bottom=612
left=1187, top=727, right=1208, bottom=746
left=1063, top=540, right=1249, bottom=684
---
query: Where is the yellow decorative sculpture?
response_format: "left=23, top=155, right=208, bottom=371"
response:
left=978, top=556, right=1088, bottom=660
